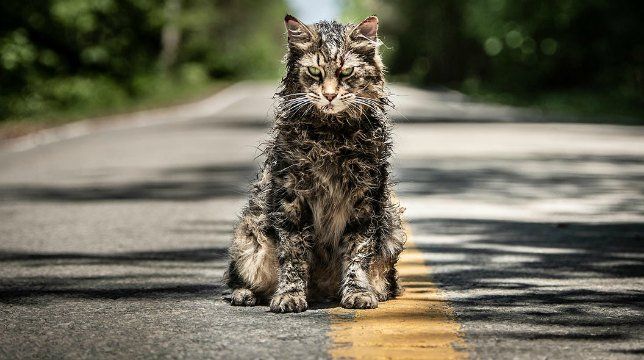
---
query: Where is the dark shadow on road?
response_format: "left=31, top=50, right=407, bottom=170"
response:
left=392, top=152, right=643, bottom=352
left=1, top=155, right=641, bottom=207
left=0, top=164, right=258, bottom=202
left=0, top=282, right=220, bottom=304
left=395, top=155, right=643, bottom=214
left=0, top=247, right=228, bottom=263
left=0, top=247, right=228, bottom=305
left=611, top=348, right=644, bottom=355
left=408, top=218, right=644, bottom=344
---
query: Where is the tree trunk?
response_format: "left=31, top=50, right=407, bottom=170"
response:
left=160, top=0, right=181, bottom=72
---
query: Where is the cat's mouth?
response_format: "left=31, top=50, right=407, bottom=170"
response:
left=321, top=103, right=338, bottom=113
left=318, top=101, right=349, bottom=115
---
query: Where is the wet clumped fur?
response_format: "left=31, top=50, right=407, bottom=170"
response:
left=225, top=15, right=406, bottom=313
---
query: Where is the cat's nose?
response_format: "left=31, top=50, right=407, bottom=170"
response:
left=323, top=93, right=337, bottom=102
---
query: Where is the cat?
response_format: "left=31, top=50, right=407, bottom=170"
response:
left=224, top=15, right=406, bottom=313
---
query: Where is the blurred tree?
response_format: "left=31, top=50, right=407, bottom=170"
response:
left=2, top=0, right=641, bottom=121
left=461, top=0, right=644, bottom=95
left=0, top=0, right=287, bottom=121
left=160, top=0, right=182, bottom=72
left=383, top=0, right=483, bottom=86
left=366, top=0, right=644, bottom=118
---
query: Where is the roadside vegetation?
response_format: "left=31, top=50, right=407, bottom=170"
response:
left=0, top=0, right=287, bottom=137
left=348, top=0, right=643, bottom=123
left=1, top=0, right=641, bottom=138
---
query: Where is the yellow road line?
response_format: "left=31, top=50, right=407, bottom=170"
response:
left=328, top=226, right=468, bottom=359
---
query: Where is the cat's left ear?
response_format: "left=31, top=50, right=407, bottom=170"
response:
left=285, top=14, right=313, bottom=47
left=351, top=16, right=379, bottom=41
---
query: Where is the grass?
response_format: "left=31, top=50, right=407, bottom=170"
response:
left=0, top=79, right=229, bottom=140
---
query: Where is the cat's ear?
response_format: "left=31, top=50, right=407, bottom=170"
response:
left=351, top=16, right=379, bottom=42
left=284, top=15, right=312, bottom=47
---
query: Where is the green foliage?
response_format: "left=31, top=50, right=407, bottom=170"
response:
left=4, top=1, right=641, bottom=123
left=349, top=0, right=644, bottom=120
left=178, top=0, right=287, bottom=78
left=460, top=0, right=643, bottom=93
left=0, top=0, right=287, bottom=121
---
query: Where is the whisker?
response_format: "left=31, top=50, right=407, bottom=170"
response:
left=287, top=100, right=311, bottom=115
left=280, top=92, right=308, bottom=98
left=278, top=100, right=307, bottom=111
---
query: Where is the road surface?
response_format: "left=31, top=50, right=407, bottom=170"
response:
left=1, top=83, right=643, bottom=359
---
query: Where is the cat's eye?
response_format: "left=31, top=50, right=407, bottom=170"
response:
left=307, top=66, right=321, bottom=77
left=340, top=67, right=354, bottom=77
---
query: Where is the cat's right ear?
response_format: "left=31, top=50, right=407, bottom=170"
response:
left=284, top=15, right=312, bottom=48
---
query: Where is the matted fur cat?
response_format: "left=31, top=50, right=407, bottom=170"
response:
left=225, top=15, right=406, bottom=313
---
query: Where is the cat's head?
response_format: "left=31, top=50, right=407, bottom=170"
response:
left=281, top=15, right=385, bottom=116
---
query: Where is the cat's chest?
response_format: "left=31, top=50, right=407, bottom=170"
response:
left=309, top=179, right=351, bottom=245
left=283, top=131, right=381, bottom=202
left=303, top=141, right=375, bottom=184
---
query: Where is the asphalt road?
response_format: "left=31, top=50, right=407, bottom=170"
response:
left=1, top=83, right=643, bottom=359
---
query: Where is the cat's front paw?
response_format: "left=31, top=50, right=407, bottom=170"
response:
left=341, top=291, right=378, bottom=309
left=231, top=288, right=257, bottom=306
left=270, top=292, right=308, bottom=313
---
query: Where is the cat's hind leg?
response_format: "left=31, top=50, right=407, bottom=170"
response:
left=225, top=209, right=278, bottom=306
